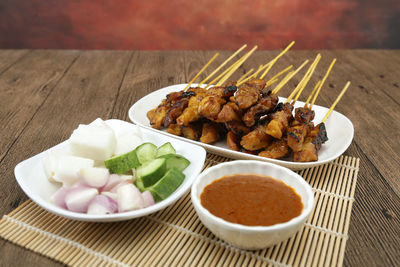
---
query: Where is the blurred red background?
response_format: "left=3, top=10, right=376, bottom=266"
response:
left=0, top=0, right=399, bottom=50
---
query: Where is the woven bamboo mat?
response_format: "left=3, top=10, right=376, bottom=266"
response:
left=0, top=154, right=359, bottom=267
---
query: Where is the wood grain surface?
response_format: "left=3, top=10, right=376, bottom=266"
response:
left=0, top=49, right=399, bottom=266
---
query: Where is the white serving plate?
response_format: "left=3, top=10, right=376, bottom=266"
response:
left=129, top=83, right=354, bottom=170
left=14, top=119, right=206, bottom=222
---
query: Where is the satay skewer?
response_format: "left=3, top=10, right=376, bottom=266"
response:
left=216, top=45, right=258, bottom=86
left=259, top=41, right=295, bottom=79
left=198, top=44, right=247, bottom=86
left=183, top=53, right=219, bottom=91
left=304, top=80, right=321, bottom=107
left=291, top=54, right=321, bottom=104
left=310, top=58, right=336, bottom=109
left=237, top=68, right=255, bottom=83
left=272, top=60, right=309, bottom=94
left=237, top=64, right=271, bottom=86
left=322, top=81, right=351, bottom=122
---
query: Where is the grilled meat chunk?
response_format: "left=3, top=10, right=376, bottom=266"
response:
left=258, top=138, right=289, bottom=159
left=240, top=125, right=272, bottom=151
left=242, top=93, right=279, bottom=127
left=265, top=103, right=293, bottom=139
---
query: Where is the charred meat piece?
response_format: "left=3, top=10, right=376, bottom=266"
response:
left=167, top=124, right=182, bottom=136
left=242, top=93, right=279, bottom=127
left=226, top=120, right=251, bottom=135
left=217, top=102, right=241, bottom=122
left=163, top=98, right=189, bottom=127
left=293, top=123, right=328, bottom=162
left=287, top=122, right=314, bottom=152
left=198, top=96, right=226, bottom=120
left=293, top=141, right=318, bottom=162
left=147, top=104, right=167, bottom=129
left=200, top=122, right=224, bottom=144
left=226, top=131, right=240, bottom=151
left=258, top=138, right=289, bottom=159
left=182, top=123, right=202, bottom=141
left=176, top=107, right=199, bottom=126
left=240, top=125, right=272, bottom=151
left=265, top=103, right=294, bottom=139
left=233, top=84, right=260, bottom=109
left=294, top=107, right=315, bottom=123
left=247, top=78, right=266, bottom=91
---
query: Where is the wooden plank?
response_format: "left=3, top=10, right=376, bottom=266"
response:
left=0, top=50, right=80, bottom=162
left=0, top=50, right=132, bottom=267
left=111, top=51, right=187, bottom=120
left=0, top=50, right=131, bottom=215
left=342, top=142, right=400, bottom=267
left=0, top=50, right=31, bottom=75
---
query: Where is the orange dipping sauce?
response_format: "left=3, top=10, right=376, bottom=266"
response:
left=200, top=174, right=303, bottom=226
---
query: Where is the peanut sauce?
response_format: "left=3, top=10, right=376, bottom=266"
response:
left=200, top=174, right=303, bottom=226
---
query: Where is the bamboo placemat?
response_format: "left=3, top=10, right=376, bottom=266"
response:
left=0, top=154, right=359, bottom=267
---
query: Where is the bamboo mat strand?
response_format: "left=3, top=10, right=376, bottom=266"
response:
left=0, top=154, right=359, bottom=267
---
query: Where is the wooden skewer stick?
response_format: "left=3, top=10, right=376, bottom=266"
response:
left=198, top=44, right=247, bottom=86
left=216, top=45, right=258, bottom=86
left=265, top=77, right=279, bottom=87
left=249, top=63, right=271, bottom=79
left=259, top=41, right=295, bottom=79
left=322, top=81, right=351, bottom=123
left=291, top=54, right=321, bottom=104
left=183, top=53, right=219, bottom=91
left=237, top=64, right=269, bottom=86
left=266, top=65, right=293, bottom=84
left=237, top=68, right=255, bottom=83
left=310, top=58, right=336, bottom=109
left=205, top=57, right=240, bottom=89
left=272, top=59, right=309, bottom=94
left=304, top=80, right=321, bottom=107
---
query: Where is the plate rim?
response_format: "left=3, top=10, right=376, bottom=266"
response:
left=128, top=83, right=354, bottom=170
left=14, top=119, right=207, bottom=222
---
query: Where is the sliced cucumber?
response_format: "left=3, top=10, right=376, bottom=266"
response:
left=149, top=167, right=185, bottom=201
left=159, top=154, right=190, bottom=172
left=104, top=149, right=140, bottom=174
left=136, top=143, right=157, bottom=164
left=156, top=142, right=176, bottom=157
left=136, top=158, right=167, bottom=188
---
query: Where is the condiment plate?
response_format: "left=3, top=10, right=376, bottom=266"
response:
left=14, top=119, right=206, bottom=222
left=128, top=83, right=354, bottom=170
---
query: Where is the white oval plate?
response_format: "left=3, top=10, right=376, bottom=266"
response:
left=129, top=84, right=354, bottom=170
left=14, top=119, right=206, bottom=222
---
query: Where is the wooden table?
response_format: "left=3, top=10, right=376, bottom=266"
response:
left=0, top=49, right=399, bottom=266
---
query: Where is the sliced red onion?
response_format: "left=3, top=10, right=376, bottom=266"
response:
left=51, top=187, right=68, bottom=209
left=110, top=180, right=133, bottom=193
left=101, top=174, right=123, bottom=192
left=65, top=186, right=98, bottom=213
left=117, top=184, right=144, bottom=212
left=87, top=195, right=118, bottom=215
left=101, top=192, right=118, bottom=202
left=142, top=191, right=155, bottom=207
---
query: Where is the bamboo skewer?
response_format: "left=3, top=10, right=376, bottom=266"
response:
left=266, top=77, right=279, bottom=87
left=237, top=64, right=271, bottom=86
left=216, top=45, right=258, bottom=86
left=205, top=60, right=240, bottom=89
left=305, top=80, right=321, bottom=107
left=198, top=44, right=247, bottom=86
left=310, top=58, right=336, bottom=109
left=291, top=54, right=321, bottom=104
left=183, top=53, right=219, bottom=91
left=237, top=68, right=255, bottom=83
left=322, top=81, right=351, bottom=123
left=259, top=41, right=295, bottom=79
left=272, top=59, right=309, bottom=95
left=265, top=65, right=293, bottom=84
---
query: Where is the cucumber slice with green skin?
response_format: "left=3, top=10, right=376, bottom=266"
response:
left=136, top=143, right=157, bottom=164
left=104, top=149, right=140, bottom=174
left=159, top=154, right=190, bottom=172
left=136, top=158, right=167, bottom=188
left=148, top=167, right=185, bottom=201
left=156, top=142, right=176, bottom=157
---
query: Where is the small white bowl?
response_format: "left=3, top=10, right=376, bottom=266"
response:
left=191, top=160, right=314, bottom=250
